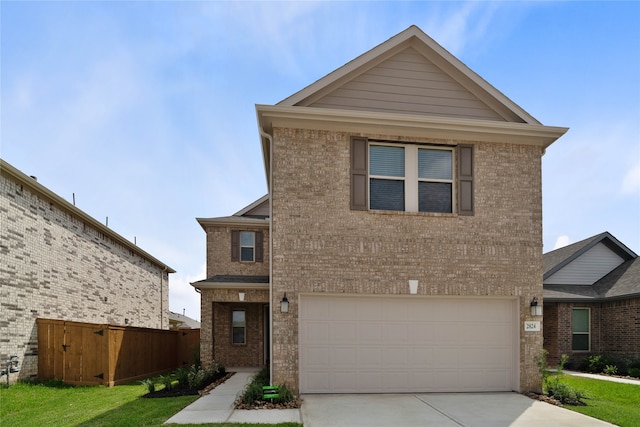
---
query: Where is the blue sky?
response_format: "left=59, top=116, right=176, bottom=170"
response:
left=2, top=1, right=639, bottom=321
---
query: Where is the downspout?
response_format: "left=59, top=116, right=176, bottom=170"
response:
left=259, top=129, right=274, bottom=386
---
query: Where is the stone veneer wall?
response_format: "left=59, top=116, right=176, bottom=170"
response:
left=0, top=169, right=169, bottom=381
left=269, top=128, right=545, bottom=393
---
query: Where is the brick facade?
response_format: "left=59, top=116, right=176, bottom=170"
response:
left=199, top=225, right=269, bottom=369
left=544, top=298, right=640, bottom=366
left=269, top=128, right=545, bottom=392
left=0, top=162, right=171, bottom=381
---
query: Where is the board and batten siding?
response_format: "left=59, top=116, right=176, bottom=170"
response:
left=544, top=243, right=626, bottom=285
left=309, top=48, right=505, bottom=121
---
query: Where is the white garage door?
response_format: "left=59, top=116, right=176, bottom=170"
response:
left=299, top=295, right=518, bottom=393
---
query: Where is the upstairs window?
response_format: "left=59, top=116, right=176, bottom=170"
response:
left=368, top=143, right=453, bottom=213
left=240, top=231, right=255, bottom=261
left=231, top=230, right=264, bottom=262
left=351, top=137, right=473, bottom=215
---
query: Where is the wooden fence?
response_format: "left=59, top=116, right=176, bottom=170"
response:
left=37, top=318, right=200, bottom=386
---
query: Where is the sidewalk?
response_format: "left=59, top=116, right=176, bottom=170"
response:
left=164, top=367, right=301, bottom=425
left=563, top=370, right=640, bottom=385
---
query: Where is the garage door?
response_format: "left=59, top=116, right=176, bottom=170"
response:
left=299, top=295, right=518, bottom=393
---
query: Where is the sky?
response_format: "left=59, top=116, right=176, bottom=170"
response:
left=2, top=1, right=639, bottom=322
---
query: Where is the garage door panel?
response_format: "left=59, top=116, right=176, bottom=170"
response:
left=331, top=323, right=356, bottom=343
left=357, top=346, right=382, bottom=366
left=300, top=295, right=517, bottom=393
left=382, top=323, right=409, bottom=343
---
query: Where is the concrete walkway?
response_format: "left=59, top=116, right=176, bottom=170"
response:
left=164, top=368, right=301, bottom=425
left=563, top=370, right=640, bottom=385
left=165, top=368, right=635, bottom=425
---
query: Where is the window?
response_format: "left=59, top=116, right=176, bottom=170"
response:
left=351, top=137, right=473, bottom=215
left=572, top=308, right=590, bottom=351
left=369, top=143, right=453, bottom=213
left=232, top=309, right=246, bottom=344
left=231, top=230, right=263, bottom=262
left=240, top=231, right=255, bottom=261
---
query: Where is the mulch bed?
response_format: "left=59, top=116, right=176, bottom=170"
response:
left=235, top=398, right=302, bottom=410
left=142, top=371, right=234, bottom=398
left=523, top=392, right=564, bottom=407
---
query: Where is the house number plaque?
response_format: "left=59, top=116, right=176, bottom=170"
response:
left=524, top=321, right=541, bottom=332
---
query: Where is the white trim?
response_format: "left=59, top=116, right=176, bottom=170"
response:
left=257, top=105, right=568, bottom=146
left=234, top=194, right=269, bottom=216
left=190, top=282, right=269, bottom=290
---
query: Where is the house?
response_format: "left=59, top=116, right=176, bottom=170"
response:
left=193, top=25, right=568, bottom=394
left=169, top=311, right=201, bottom=330
left=543, top=232, right=640, bottom=366
left=0, top=159, right=175, bottom=382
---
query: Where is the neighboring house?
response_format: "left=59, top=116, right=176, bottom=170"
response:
left=193, top=26, right=567, bottom=394
left=543, top=232, right=640, bottom=366
left=0, top=159, right=175, bottom=381
left=169, top=311, right=201, bottom=330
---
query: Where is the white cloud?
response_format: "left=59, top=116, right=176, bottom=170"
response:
left=554, top=235, right=571, bottom=249
left=621, top=161, right=640, bottom=195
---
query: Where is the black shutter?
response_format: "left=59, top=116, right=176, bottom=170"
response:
left=231, top=230, right=239, bottom=261
left=350, top=136, right=368, bottom=210
left=255, top=231, right=263, bottom=263
left=458, top=144, right=474, bottom=216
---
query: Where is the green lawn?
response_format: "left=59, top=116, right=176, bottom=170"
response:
left=0, top=381, right=301, bottom=427
left=561, top=374, right=640, bottom=427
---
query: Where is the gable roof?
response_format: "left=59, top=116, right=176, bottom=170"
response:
left=196, top=196, right=269, bottom=230
left=279, top=25, right=538, bottom=124
left=256, top=26, right=568, bottom=190
left=543, top=232, right=639, bottom=301
left=543, top=232, right=636, bottom=279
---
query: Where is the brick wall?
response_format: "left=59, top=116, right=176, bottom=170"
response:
left=600, top=298, right=640, bottom=359
left=270, top=128, right=545, bottom=393
left=0, top=169, right=169, bottom=381
left=543, top=299, right=639, bottom=368
left=200, top=288, right=268, bottom=369
left=205, top=226, right=269, bottom=278
left=198, top=225, right=269, bottom=369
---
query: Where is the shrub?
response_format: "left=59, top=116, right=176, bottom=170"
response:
left=603, top=364, right=618, bottom=375
left=159, top=374, right=174, bottom=391
left=175, top=367, right=190, bottom=388
left=275, top=382, right=295, bottom=404
left=535, top=351, right=585, bottom=405
left=140, top=378, right=156, bottom=393
left=237, top=367, right=297, bottom=405
left=580, top=354, right=614, bottom=373
left=628, top=368, right=640, bottom=378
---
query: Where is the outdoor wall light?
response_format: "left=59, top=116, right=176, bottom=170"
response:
left=530, top=297, right=542, bottom=316
left=280, top=293, right=289, bottom=313
left=239, top=292, right=245, bottom=301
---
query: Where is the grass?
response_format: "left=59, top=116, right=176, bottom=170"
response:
left=0, top=380, right=301, bottom=427
left=561, top=374, right=640, bottom=427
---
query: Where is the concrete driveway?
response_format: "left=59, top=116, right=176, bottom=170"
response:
left=300, top=392, right=614, bottom=427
